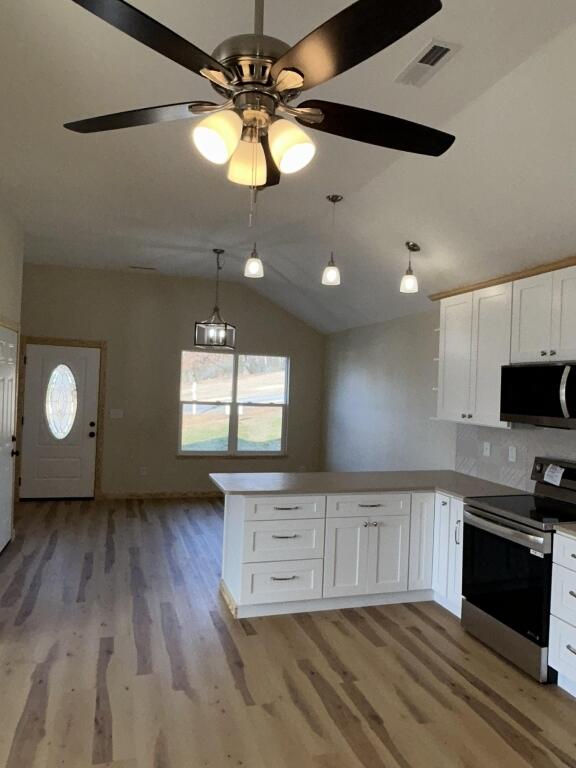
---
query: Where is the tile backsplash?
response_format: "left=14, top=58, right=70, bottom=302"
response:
left=456, top=423, right=576, bottom=491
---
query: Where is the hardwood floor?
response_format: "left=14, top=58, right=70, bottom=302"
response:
left=1, top=499, right=575, bottom=768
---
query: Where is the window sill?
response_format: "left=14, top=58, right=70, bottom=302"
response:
left=176, top=452, right=289, bottom=459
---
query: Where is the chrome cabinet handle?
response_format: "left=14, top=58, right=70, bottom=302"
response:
left=550, top=350, right=557, bottom=356
left=359, top=503, right=383, bottom=508
left=569, top=590, right=576, bottom=599
left=571, top=553, right=576, bottom=559
left=271, top=575, right=297, bottom=581
left=541, top=350, right=548, bottom=356
left=272, top=534, right=299, bottom=540
left=455, top=520, right=462, bottom=546
left=441, top=501, right=448, bottom=506
left=467, top=414, right=473, bottom=419
left=567, top=644, right=576, bottom=656
left=371, top=521, right=379, bottom=527
left=363, top=521, right=369, bottom=527
left=273, top=506, right=301, bottom=511
left=461, top=413, right=466, bottom=419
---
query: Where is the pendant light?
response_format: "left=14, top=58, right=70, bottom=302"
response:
left=195, top=249, right=237, bottom=349
left=322, top=194, right=343, bottom=286
left=400, top=241, right=420, bottom=294
left=243, top=188, right=264, bottom=278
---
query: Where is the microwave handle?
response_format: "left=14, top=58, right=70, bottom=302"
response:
left=560, top=366, right=571, bottom=419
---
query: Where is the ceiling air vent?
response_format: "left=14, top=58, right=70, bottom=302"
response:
left=396, top=40, right=461, bottom=87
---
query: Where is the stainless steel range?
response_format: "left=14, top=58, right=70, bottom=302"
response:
left=463, top=457, right=576, bottom=682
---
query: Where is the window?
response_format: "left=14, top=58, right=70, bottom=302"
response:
left=45, top=364, right=78, bottom=440
left=179, top=351, right=289, bottom=455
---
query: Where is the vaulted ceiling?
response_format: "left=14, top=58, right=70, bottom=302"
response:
left=3, top=1, right=576, bottom=332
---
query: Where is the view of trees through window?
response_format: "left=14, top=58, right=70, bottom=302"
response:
left=179, top=352, right=288, bottom=453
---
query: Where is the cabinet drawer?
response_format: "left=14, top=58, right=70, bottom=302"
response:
left=243, top=519, right=325, bottom=563
left=553, top=533, right=576, bottom=573
left=551, top=563, right=576, bottom=627
left=549, top=615, right=576, bottom=681
left=241, top=559, right=323, bottom=605
left=327, top=493, right=410, bottom=518
left=244, top=495, right=326, bottom=521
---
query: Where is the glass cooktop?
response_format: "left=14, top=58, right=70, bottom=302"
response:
left=464, top=494, right=576, bottom=530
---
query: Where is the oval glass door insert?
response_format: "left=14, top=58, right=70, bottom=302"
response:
left=45, top=364, right=78, bottom=439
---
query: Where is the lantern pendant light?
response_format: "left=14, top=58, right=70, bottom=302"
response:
left=322, top=194, right=343, bottom=286
left=400, top=241, right=420, bottom=294
left=244, top=187, right=265, bottom=278
left=195, top=249, right=237, bottom=349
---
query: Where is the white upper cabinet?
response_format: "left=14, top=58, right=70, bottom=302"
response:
left=511, top=273, right=554, bottom=362
left=437, top=293, right=473, bottom=422
left=511, top=267, right=576, bottom=362
left=438, top=285, right=511, bottom=428
left=550, top=266, right=576, bottom=361
left=469, top=284, right=512, bottom=427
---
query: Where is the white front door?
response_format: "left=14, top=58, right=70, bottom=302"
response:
left=0, top=327, right=18, bottom=552
left=20, top=344, right=100, bottom=499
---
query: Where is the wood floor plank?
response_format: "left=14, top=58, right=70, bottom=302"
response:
left=1, top=498, right=575, bottom=768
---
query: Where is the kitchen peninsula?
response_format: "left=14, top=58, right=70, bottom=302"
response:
left=211, top=470, right=523, bottom=619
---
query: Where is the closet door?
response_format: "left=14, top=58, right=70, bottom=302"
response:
left=437, top=294, right=473, bottom=422
left=469, top=284, right=512, bottom=427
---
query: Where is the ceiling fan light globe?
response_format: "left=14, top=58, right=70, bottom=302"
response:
left=227, top=140, right=267, bottom=186
left=400, top=272, right=419, bottom=293
left=192, top=110, right=242, bottom=165
left=269, top=119, right=316, bottom=174
left=322, top=264, right=341, bottom=286
left=244, top=256, right=264, bottom=278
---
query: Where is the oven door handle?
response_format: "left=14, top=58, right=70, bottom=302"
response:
left=464, top=510, right=546, bottom=552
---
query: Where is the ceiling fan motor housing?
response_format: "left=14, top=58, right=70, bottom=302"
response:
left=211, top=34, right=290, bottom=92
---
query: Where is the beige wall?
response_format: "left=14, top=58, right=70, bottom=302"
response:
left=21, top=264, right=325, bottom=495
left=324, top=308, right=456, bottom=472
left=0, top=208, right=23, bottom=328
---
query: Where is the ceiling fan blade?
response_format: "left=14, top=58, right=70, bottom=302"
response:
left=296, top=100, right=455, bottom=157
left=271, top=0, right=442, bottom=91
left=258, top=134, right=281, bottom=190
left=70, top=0, right=232, bottom=79
left=64, top=100, right=217, bottom=133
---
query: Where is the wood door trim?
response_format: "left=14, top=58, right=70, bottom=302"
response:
left=16, top=337, right=107, bottom=500
left=428, top=255, right=576, bottom=301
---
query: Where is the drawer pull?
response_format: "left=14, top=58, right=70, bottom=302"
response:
left=271, top=575, right=297, bottom=582
left=569, top=590, right=576, bottom=599
left=271, top=534, right=299, bottom=540
left=567, top=644, right=576, bottom=657
left=273, top=506, right=302, bottom=511
left=359, top=503, right=383, bottom=508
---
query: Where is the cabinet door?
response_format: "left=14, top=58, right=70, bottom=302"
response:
left=323, top=517, right=370, bottom=598
left=446, top=498, right=464, bottom=617
left=511, top=274, right=553, bottom=362
left=432, top=494, right=450, bottom=596
left=409, top=493, right=435, bottom=591
left=437, top=294, right=473, bottom=422
left=366, top=515, right=409, bottom=594
left=551, top=266, right=576, bottom=361
left=469, top=284, right=512, bottom=428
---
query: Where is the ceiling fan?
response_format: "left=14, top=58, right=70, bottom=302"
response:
left=64, top=0, right=456, bottom=188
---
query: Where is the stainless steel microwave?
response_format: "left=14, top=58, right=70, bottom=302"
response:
left=500, top=363, right=576, bottom=429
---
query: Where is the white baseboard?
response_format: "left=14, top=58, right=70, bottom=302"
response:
left=557, top=674, right=576, bottom=699
left=231, top=589, right=435, bottom=619
left=433, top=591, right=462, bottom=618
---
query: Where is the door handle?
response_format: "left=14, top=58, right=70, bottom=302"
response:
left=10, top=449, right=19, bottom=457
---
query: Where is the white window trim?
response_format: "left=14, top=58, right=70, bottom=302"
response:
left=177, top=350, right=290, bottom=458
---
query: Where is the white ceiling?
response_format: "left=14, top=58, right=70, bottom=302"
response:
left=3, top=0, right=576, bottom=332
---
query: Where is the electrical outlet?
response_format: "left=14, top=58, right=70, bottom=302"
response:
left=482, top=441, right=491, bottom=458
left=508, top=446, right=517, bottom=463
left=139, top=466, right=148, bottom=477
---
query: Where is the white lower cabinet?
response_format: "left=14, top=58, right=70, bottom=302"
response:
left=432, top=494, right=463, bottom=618
left=409, top=493, right=435, bottom=591
left=550, top=534, right=576, bottom=689
left=323, top=514, right=409, bottom=598
left=241, top=559, right=323, bottom=604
